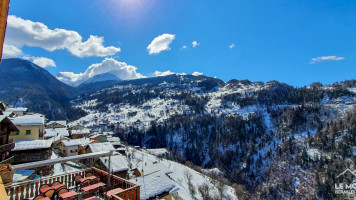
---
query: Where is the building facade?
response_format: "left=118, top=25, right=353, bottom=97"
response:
left=0, top=116, right=18, bottom=164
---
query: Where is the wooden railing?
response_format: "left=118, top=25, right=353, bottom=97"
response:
left=5, top=167, right=140, bottom=200
left=112, top=185, right=140, bottom=200
left=0, top=156, right=14, bottom=164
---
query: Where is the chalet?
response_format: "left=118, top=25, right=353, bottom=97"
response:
left=11, top=140, right=52, bottom=164
left=44, top=128, right=69, bottom=139
left=70, top=128, right=90, bottom=139
left=60, top=138, right=92, bottom=157
left=130, top=171, right=177, bottom=200
left=51, top=137, right=70, bottom=149
left=0, top=116, right=18, bottom=164
left=69, top=124, right=85, bottom=130
left=147, top=148, right=169, bottom=157
left=46, top=120, right=67, bottom=129
left=9, top=114, right=45, bottom=140
left=88, top=142, right=129, bottom=178
left=5, top=107, right=28, bottom=116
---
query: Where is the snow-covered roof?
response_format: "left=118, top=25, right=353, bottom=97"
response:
left=107, top=137, right=120, bottom=142
left=6, top=107, right=28, bottom=112
left=71, top=128, right=90, bottom=135
left=130, top=172, right=176, bottom=200
left=48, top=135, right=68, bottom=143
left=139, top=162, right=173, bottom=176
left=62, top=138, right=92, bottom=147
left=102, top=131, right=114, bottom=135
left=0, top=115, right=6, bottom=122
left=2, top=111, right=14, bottom=116
left=44, top=128, right=69, bottom=138
left=10, top=115, right=45, bottom=126
left=13, top=140, right=52, bottom=151
left=89, top=142, right=115, bottom=152
left=147, top=148, right=168, bottom=156
left=47, top=120, right=67, bottom=126
left=0, top=116, right=19, bottom=132
left=100, top=154, right=129, bottom=173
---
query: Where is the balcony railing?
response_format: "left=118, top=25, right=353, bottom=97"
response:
left=5, top=167, right=140, bottom=200
left=0, top=156, right=14, bottom=164
left=0, top=143, right=14, bottom=153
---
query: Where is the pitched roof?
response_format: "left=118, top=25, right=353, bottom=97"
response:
left=100, top=154, right=129, bottom=173
left=2, top=111, right=14, bottom=117
left=10, top=115, right=45, bottom=126
left=13, top=140, right=52, bottom=151
left=47, top=120, right=67, bottom=127
left=44, top=128, right=69, bottom=138
left=107, top=137, right=120, bottom=143
left=61, top=138, right=92, bottom=147
left=130, top=172, right=176, bottom=200
left=139, top=162, right=173, bottom=176
left=6, top=107, right=28, bottom=112
left=102, top=131, right=114, bottom=135
left=0, top=116, right=19, bottom=132
left=89, top=142, right=115, bottom=152
left=71, top=129, right=90, bottom=135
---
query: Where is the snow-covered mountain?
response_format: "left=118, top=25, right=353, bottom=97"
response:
left=81, top=72, right=121, bottom=84
left=56, top=71, right=121, bottom=87
left=2, top=59, right=356, bottom=199
left=69, top=76, right=356, bottom=199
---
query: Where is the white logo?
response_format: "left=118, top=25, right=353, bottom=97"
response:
left=334, top=169, right=356, bottom=195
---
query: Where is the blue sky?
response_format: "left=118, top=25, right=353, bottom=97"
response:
left=4, top=0, right=356, bottom=86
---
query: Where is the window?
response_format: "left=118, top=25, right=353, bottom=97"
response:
left=26, top=130, right=31, bottom=135
left=16, top=131, right=19, bottom=135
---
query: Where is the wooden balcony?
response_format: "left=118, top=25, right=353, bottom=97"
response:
left=5, top=167, right=140, bottom=200
left=0, top=143, right=14, bottom=153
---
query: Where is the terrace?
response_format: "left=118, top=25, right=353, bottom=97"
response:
left=5, top=167, right=140, bottom=200
left=2, top=151, right=140, bottom=200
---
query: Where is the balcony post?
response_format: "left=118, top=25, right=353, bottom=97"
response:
left=107, top=150, right=113, bottom=187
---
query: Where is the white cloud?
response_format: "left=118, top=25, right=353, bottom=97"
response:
left=2, top=44, right=23, bottom=58
left=229, top=43, right=235, bottom=49
left=30, top=57, right=56, bottom=68
left=310, top=56, right=345, bottom=64
left=153, top=70, right=175, bottom=77
left=153, top=70, right=188, bottom=77
left=180, top=45, right=187, bottom=50
left=5, top=15, right=120, bottom=57
left=192, top=71, right=203, bottom=76
left=57, top=58, right=145, bottom=86
left=192, top=41, right=199, bottom=48
left=147, top=33, right=175, bottom=55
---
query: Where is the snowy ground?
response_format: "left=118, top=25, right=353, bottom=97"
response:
left=13, top=169, right=35, bottom=182
left=48, top=152, right=81, bottom=177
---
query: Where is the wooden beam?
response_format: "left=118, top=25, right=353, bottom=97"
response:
left=0, top=0, right=10, bottom=62
left=0, top=176, right=9, bottom=200
left=12, top=151, right=111, bottom=171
